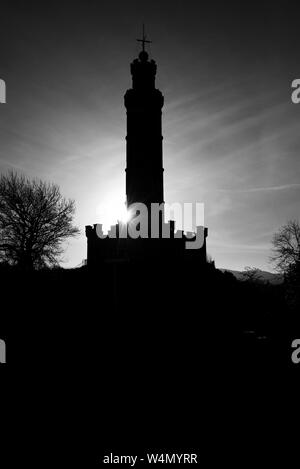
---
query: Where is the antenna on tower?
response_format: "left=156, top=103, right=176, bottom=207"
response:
left=136, top=24, right=152, bottom=52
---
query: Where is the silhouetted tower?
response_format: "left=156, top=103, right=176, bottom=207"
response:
left=124, top=27, right=164, bottom=210
left=85, top=31, right=208, bottom=266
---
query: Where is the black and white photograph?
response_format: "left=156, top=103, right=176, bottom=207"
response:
left=1, top=0, right=299, bottom=466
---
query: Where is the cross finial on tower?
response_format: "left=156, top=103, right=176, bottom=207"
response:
left=137, top=24, right=152, bottom=52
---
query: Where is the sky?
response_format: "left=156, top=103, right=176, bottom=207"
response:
left=0, top=0, right=299, bottom=271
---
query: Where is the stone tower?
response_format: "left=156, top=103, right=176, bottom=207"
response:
left=124, top=47, right=164, bottom=209
left=85, top=33, right=208, bottom=267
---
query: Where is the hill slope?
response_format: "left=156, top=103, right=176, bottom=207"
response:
left=221, top=268, right=283, bottom=284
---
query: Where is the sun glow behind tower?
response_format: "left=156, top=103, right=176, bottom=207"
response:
left=96, top=189, right=130, bottom=233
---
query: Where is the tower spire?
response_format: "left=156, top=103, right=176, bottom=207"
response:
left=136, top=24, right=152, bottom=52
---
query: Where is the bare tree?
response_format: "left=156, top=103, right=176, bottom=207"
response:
left=242, top=266, right=263, bottom=283
left=0, top=171, right=80, bottom=269
left=270, top=220, right=300, bottom=273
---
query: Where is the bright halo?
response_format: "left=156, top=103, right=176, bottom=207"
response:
left=96, top=192, right=131, bottom=233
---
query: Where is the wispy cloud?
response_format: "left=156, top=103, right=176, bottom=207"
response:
left=216, top=183, right=300, bottom=193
